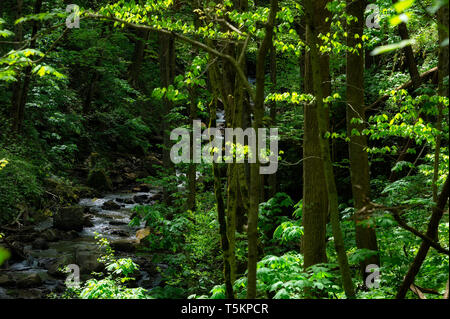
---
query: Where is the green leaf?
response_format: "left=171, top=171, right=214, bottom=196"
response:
left=393, top=0, right=415, bottom=13
left=370, top=39, right=415, bottom=56
left=0, top=247, right=11, bottom=266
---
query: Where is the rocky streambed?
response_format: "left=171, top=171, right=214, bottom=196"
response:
left=0, top=187, right=164, bottom=299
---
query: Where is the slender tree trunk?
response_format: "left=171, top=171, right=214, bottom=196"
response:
left=304, top=0, right=355, bottom=298
left=209, top=96, right=234, bottom=299
left=158, top=33, right=176, bottom=205
left=346, top=0, right=380, bottom=281
left=128, top=29, right=149, bottom=88
left=247, top=0, right=278, bottom=299
left=267, top=43, right=277, bottom=198
left=207, top=48, right=236, bottom=297
left=186, top=86, right=197, bottom=212
left=396, top=177, right=449, bottom=298
left=392, top=0, right=421, bottom=87
left=11, top=0, right=42, bottom=133
left=10, top=0, right=23, bottom=132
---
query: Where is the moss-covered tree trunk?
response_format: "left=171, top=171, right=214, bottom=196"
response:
left=301, top=0, right=330, bottom=269
left=247, top=0, right=278, bottom=299
left=303, top=0, right=356, bottom=298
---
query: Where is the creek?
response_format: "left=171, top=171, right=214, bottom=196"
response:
left=0, top=189, right=165, bottom=299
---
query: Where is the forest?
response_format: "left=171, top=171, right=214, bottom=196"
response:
left=0, top=0, right=448, bottom=300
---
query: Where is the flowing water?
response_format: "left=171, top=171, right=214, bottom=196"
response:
left=0, top=189, right=163, bottom=299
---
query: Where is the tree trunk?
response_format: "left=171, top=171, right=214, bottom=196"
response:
left=346, top=0, right=380, bottom=281
left=128, top=29, right=150, bottom=88
left=396, top=176, right=449, bottom=298
left=392, top=0, right=421, bottom=87
left=11, top=0, right=42, bottom=133
left=247, top=0, right=278, bottom=299
left=10, top=0, right=24, bottom=132
left=267, top=43, right=277, bottom=198
left=300, top=0, right=330, bottom=269
left=158, top=33, right=176, bottom=205
left=303, top=0, right=356, bottom=298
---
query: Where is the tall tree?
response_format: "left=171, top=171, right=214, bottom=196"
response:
left=300, top=0, right=330, bottom=269
left=247, top=0, right=278, bottom=298
left=346, top=0, right=380, bottom=281
left=11, top=0, right=43, bottom=133
left=158, top=32, right=176, bottom=205
left=303, top=0, right=356, bottom=298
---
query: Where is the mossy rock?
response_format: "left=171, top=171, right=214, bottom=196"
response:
left=87, top=169, right=113, bottom=191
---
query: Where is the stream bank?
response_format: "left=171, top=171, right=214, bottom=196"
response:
left=0, top=184, right=165, bottom=299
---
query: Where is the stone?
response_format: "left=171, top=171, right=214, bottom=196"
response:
left=110, top=239, right=137, bottom=253
left=83, top=215, right=94, bottom=227
left=0, top=274, right=14, bottom=286
left=32, top=238, right=49, bottom=250
left=138, top=184, right=151, bottom=192
left=136, top=227, right=151, bottom=244
left=124, top=172, right=137, bottom=181
left=53, top=206, right=84, bottom=232
left=111, top=230, right=129, bottom=237
left=102, top=200, right=121, bottom=210
left=40, top=229, right=59, bottom=242
left=59, top=230, right=79, bottom=240
left=133, top=195, right=148, bottom=204
left=87, top=169, right=113, bottom=191
left=75, top=249, right=104, bottom=275
left=150, top=192, right=163, bottom=201
left=109, top=220, right=127, bottom=226
left=45, top=256, right=75, bottom=278
left=16, top=273, right=42, bottom=288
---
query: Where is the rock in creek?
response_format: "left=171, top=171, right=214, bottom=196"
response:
left=110, top=239, right=137, bottom=253
left=75, top=248, right=104, bottom=275
left=16, top=273, right=43, bottom=288
left=133, top=195, right=148, bottom=204
left=53, top=206, right=85, bottom=232
left=102, top=200, right=121, bottom=210
left=86, top=168, right=113, bottom=192
left=31, top=238, right=49, bottom=250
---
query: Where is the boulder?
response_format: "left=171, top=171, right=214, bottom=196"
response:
left=138, top=184, right=151, bottom=192
left=83, top=215, right=94, bottom=227
left=102, top=200, right=121, bottom=210
left=124, top=172, right=137, bottom=182
left=75, top=248, right=104, bottom=275
left=150, top=192, right=163, bottom=201
left=32, top=238, right=49, bottom=250
left=45, top=256, right=75, bottom=278
left=133, top=195, right=148, bottom=204
left=53, top=206, right=84, bottom=232
left=87, top=169, right=113, bottom=192
left=40, top=229, right=59, bottom=242
left=136, top=227, right=151, bottom=244
left=110, top=239, right=137, bottom=253
left=0, top=274, right=14, bottom=286
left=16, top=273, right=42, bottom=288
left=109, top=220, right=127, bottom=226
